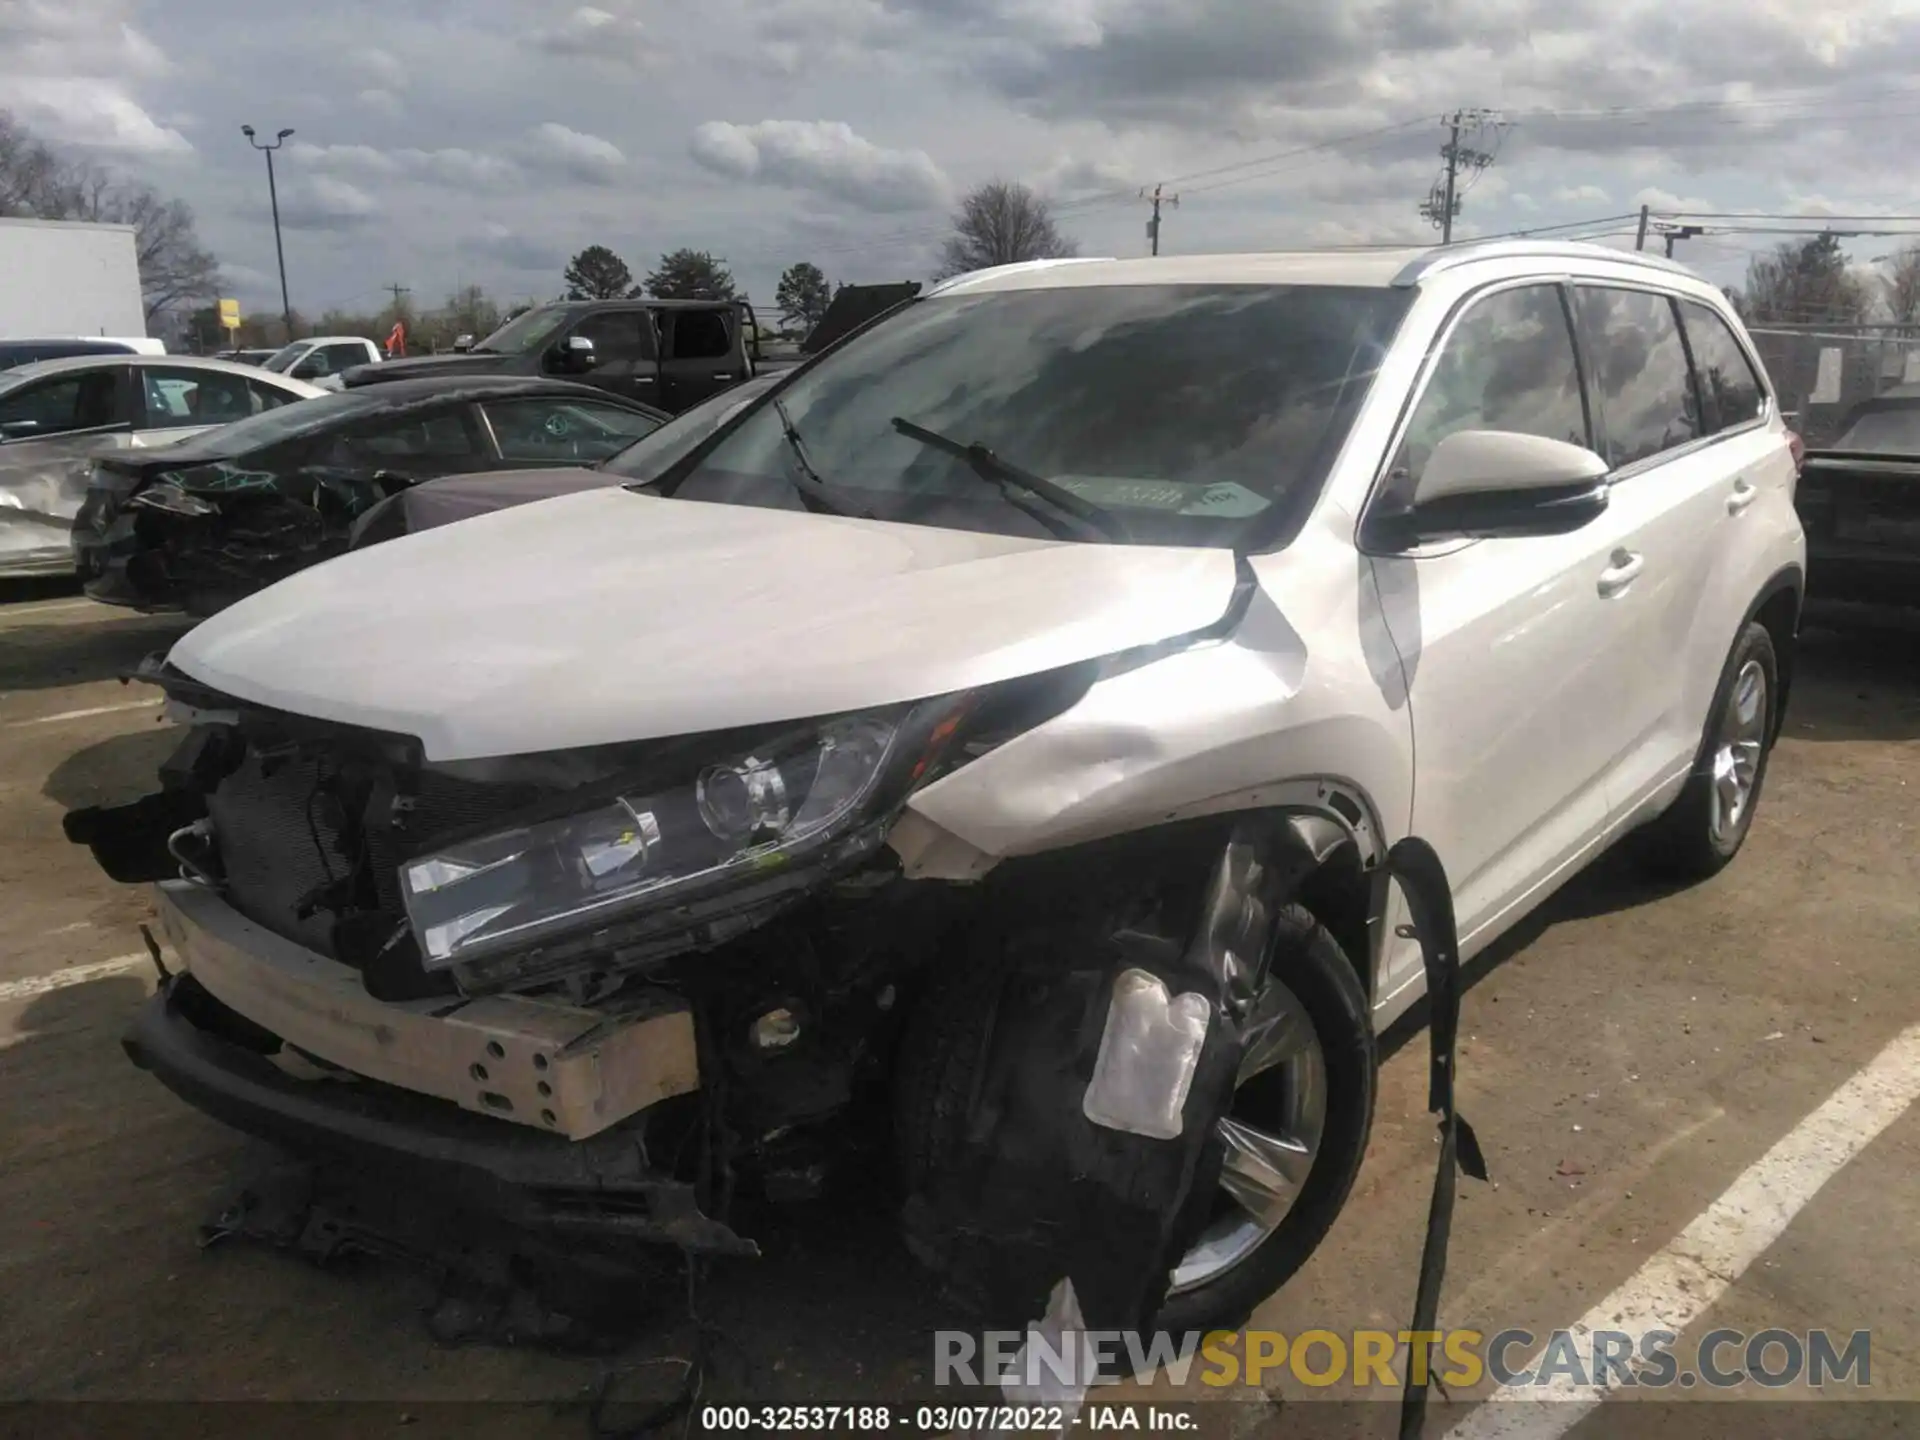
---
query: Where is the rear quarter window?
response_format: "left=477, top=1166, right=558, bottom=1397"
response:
left=1573, top=287, right=1702, bottom=468
left=1679, top=302, right=1767, bottom=434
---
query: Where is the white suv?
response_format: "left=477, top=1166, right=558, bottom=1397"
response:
left=75, top=240, right=1803, bottom=1338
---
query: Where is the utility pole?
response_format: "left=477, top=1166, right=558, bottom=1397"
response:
left=384, top=281, right=411, bottom=312
left=1139, top=183, right=1180, bottom=256
left=241, top=125, right=295, bottom=340
left=1636, top=205, right=1651, bottom=251
left=1661, top=225, right=1703, bottom=259
left=1420, top=108, right=1503, bottom=244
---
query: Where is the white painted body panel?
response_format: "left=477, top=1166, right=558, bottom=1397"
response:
left=168, top=488, right=1239, bottom=761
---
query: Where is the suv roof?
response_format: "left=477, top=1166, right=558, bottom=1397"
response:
left=540, top=297, right=745, bottom=312
left=928, top=240, right=1706, bottom=296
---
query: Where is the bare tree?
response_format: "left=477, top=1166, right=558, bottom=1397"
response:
left=0, top=109, right=220, bottom=324
left=936, top=180, right=1079, bottom=279
left=1738, top=234, right=1872, bottom=327
left=1881, top=244, right=1920, bottom=329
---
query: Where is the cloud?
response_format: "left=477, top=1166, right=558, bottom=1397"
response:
left=0, top=0, right=171, bottom=80
left=689, top=119, right=951, bottom=212
left=1030, top=154, right=1135, bottom=201
left=357, top=88, right=404, bottom=118
left=6, top=78, right=190, bottom=155
left=523, top=122, right=627, bottom=183
left=287, top=141, right=522, bottom=189
left=1554, top=183, right=1611, bottom=206
left=276, top=176, right=379, bottom=230
left=356, top=46, right=406, bottom=87
left=531, top=4, right=653, bottom=66
left=462, top=222, right=564, bottom=274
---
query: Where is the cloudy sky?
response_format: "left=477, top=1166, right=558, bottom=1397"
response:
left=7, top=0, right=1920, bottom=321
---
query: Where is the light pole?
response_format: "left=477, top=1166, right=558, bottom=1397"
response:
left=242, top=125, right=295, bottom=341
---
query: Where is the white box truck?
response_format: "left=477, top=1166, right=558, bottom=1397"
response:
left=0, top=217, right=147, bottom=339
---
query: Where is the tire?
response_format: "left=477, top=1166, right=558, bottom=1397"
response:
left=892, top=902, right=1376, bottom=1336
left=1632, top=620, right=1780, bottom=882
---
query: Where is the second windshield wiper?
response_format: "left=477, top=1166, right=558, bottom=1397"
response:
left=889, top=417, right=1122, bottom=541
left=774, top=398, right=873, bottom=519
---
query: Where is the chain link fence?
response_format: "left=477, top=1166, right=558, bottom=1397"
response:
left=1747, top=323, right=1920, bottom=447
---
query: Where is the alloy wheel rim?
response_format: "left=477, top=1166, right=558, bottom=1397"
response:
left=1708, top=659, right=1768, bottom=848
left=1167, top=975, right=1327, bottom=1295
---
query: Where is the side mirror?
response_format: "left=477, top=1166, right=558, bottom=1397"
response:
left=554, top=334, right=598, bottom=372
left=1375, top=429, right=1611, bottom=547
left=291, top=358, right=325, bottom=380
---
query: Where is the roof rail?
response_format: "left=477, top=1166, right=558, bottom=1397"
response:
left=1391, top=239, right=1698, bottom=288
left=924, top=256, right=1118, bottom=296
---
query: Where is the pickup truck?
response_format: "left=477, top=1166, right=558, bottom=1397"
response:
left=339, top=298, right=768, bottom=414
left=260, top=335, right=385, bottom=386
left=1796, top=386, right=1920, bottom=605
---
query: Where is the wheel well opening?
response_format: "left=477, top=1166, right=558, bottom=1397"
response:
left=1754, top=583, right=1800, bottom=733
left=1294, top=846, right=1375, bottom=1000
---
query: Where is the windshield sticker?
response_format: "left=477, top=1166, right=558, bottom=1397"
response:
left=1049, top=475, right=1270, bottom=517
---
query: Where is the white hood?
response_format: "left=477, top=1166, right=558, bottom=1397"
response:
left=168, top=490, right=1238, bottom=760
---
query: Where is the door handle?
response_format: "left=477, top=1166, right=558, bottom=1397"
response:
left=1727, top=478, right=1758, bottom=514
left=1597, top=548, right=1644, bottom=597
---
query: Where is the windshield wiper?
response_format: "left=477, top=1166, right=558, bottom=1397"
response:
left=889, top=417, right=1121, bottom=541
left=774, top=398, right=873, bottom=519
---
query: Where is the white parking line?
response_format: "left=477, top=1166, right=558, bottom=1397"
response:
left=1446, top=1019, right=1920, bottom=1438
left=0, top=952, right=152, bottom=1005
left=4, top=698, right=163, bottom=728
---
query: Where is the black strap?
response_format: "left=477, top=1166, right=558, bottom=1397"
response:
left=1389, top=839, right=1489, bottom=1440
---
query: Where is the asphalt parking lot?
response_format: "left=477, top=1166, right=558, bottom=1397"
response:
left=2, top=583, right=1916, bottom=1439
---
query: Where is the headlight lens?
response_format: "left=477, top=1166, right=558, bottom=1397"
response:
left=400, top=712, right=906, bottom=968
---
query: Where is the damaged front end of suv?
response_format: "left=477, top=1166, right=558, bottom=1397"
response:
left=66, top=584, right=1413, bottom=1347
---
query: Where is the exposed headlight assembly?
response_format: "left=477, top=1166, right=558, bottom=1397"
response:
left=400, top=708, right=935, bottom=969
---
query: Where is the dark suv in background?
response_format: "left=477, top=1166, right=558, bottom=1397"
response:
left=338, top=298, right=763, bottom=413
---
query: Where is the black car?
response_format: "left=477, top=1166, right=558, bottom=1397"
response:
left=346, top=370, right=785, bottom=550
left=73, top=375, right=667, bottom=616
left=1797, top=386, right=1920, bottom=605
left=338, top=298, right=765, bottom=414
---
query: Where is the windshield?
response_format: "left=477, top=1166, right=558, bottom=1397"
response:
left=1832, top=402, right=1920, bottom=456
left=602, top=372, right=784, bottom=482
left=658, top=284, right=1410, bottom=548
left=164, top=389, right=368, bottom=457
left=473, top=307, right=573, bottom=355
left=260, top=343, right=309, bottom=373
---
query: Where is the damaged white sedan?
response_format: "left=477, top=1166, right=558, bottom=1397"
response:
left=69, top=240, right=1805, bottom=1340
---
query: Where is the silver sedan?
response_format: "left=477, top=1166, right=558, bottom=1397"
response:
left=0, top=354, right=325, bottom=577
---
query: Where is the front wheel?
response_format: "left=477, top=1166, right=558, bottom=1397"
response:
left=1632, top=620, right=1779, bottom=881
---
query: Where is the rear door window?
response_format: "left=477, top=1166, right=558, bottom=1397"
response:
left=1677, top=302, right=1767, bottom=434
left=1393, top=283, right=1591, bottom=490
left=139, top=366, right=257, bottom=429
left=667, top=310, right=733, bottom=361
left=0, top=369, right=127, bottom=438
left=1573, top=287, right=1702, bottom=467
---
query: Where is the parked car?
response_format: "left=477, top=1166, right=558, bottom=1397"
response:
left=216, top=348, right=279, bottom=368
left=0, top=336, right=165, bottom=371
left=70, top=242, right=1803, bottom=1342
left=72, top=375, right=668, bottom=614
left=1794, top=385, right=1920, bottom=604
left=338, top=298, right=761, bottom=413
left=347, top=371, right=784, bottom=549
left=260, top=335, right=385, bottom=384
left=0, top=355, right=323, bottom=578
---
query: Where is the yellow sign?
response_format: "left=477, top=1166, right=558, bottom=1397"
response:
left=217, top=297, right=241, bottom=330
